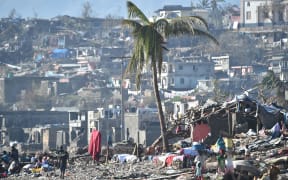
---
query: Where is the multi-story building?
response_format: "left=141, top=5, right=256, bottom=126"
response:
left=87, top=107, right=121, bottom=145
left=211, top=55, right=230, bottom=74
left=67, top=109, right=88, bottom=147
left=240, top=0, right=288, bottom=27
left=160, top=56, right=215, bottom=91
left=268, top=55, right=288, bottom=81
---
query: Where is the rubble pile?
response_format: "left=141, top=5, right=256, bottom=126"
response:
left=3, top=94, right=288, bottom=179
left=4, top=129, right=288, bottom=179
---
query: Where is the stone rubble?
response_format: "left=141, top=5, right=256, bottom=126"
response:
left=4, top=130, right=288, bottom=179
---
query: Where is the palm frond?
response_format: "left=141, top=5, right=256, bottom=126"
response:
left=166, top=20, right=195, bottom=37
left=192, top=28, right=219, bottom=45
left=127, top=1, right=150, bottom=25
left=184, top=16, right=209, bottom=30
left=122, top=19, right=142, bottom=35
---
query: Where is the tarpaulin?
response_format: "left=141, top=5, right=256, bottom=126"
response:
left=50, top=48, right=69, bottom=59
left=88, top=130, right=101, bottom=161
left=191, top=123, right=211, bottom=142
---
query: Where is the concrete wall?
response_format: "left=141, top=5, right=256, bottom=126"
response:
left=124, top=112, right=161, bottom=146
left=0, top=112, right=69, bottom=149
left=0, top=111, right=69, bottom=128
left=0, top=75, right=88, bottom=104
left=43, top=125, right=69, bottom=152
left=125, top=113, right=139, bottom=143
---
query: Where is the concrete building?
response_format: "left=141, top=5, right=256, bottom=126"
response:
left=268, top=55, right=288, bottom=81
left=68, top=110, right=88, bottom=147
left=87, top=107, right=121, bottom=145
left=230, top=66, right=254, bottom=77
left=42, top=124, right=68, bottom=152
left=154, top=5, right=209, bottom=20
left=211, top=55, right=230, bottom=74
left=160, top=57, right=214, bottom=91
left=240, top=0, right=288, bottom=27
left=124, top=107, right=161, bottom=146
left=56, top=130, right=68, bottom=148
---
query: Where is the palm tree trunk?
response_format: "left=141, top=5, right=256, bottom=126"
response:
left=152, top=61, right=169, bottom=152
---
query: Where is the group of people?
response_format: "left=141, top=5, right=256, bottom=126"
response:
left=192, top=149, right=234, bottom=180
left=0, top=145, right=69, bottom=179
left=0, top=145, right=19, bottom=176
left=192, top=136, right=235, bottom=180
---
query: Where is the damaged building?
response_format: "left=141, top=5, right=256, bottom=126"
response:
left=179, top=93, right=285, bottom=144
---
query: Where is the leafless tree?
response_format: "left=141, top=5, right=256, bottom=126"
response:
left=8, top=8, right=17, bottom=19
left=82, top=1, right=93, bottom=18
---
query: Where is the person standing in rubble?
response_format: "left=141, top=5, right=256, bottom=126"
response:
left=217, top=149, right=226, bottom=175
left=280, top=120, right=288, bottom=137
left=244, top=145, right=250, bottom=159
left=58, top=146, right=69, bottom=179
left=225, top=151, right=234, bottom=174
left=8, top=145, right=19, bottom=174
left=195, top=160, right=203, bottom=180
left=10, top=145, right=19, bottom=163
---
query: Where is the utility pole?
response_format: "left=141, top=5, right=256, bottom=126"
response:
left=110, top=56, right=130, bottom=142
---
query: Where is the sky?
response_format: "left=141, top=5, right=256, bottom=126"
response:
left=0, top=0, right=239, bottom=19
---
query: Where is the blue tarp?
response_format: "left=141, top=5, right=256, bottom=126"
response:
left=50, top=48, right=69, bottom=59
left=191, top=143, right=205, bottom=151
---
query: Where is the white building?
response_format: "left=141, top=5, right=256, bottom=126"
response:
left=160, top=57, right=215, bottom=91
left=154, top=5, right=209, bottom=20
left=240, top=0, right=288, bottom=27
left=211, top=55, right=230, bottom=73
left=268, top=55, right=288, bottom=81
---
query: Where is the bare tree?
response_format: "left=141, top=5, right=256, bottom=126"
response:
left=8, top=8, right=17, bottom=19
left=82, top=1, right=93, bottom=18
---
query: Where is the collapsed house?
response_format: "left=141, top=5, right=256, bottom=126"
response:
left=151, top=93, right=285, bottom=147
left=185, top=94, right=284, bottom=144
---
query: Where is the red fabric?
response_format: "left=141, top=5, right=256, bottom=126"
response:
left=192, top=123, right=210, bottom=142
left=165, top=154, right=177, bottom=166
left=88, top=130, right=102, bottom=161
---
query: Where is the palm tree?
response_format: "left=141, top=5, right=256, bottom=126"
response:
left=122, top=1, right=218, bottom=152
left=197, top=0, right=210, bottom=9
